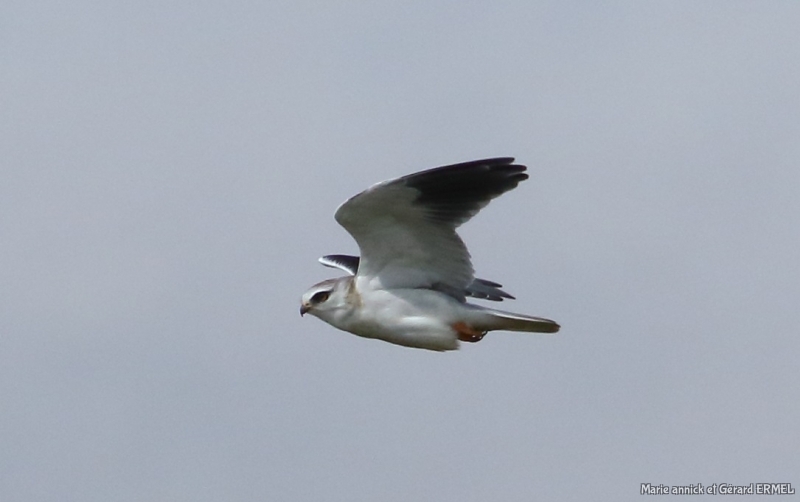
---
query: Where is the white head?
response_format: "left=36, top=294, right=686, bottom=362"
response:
left=299, top=277, right=354, bottom=326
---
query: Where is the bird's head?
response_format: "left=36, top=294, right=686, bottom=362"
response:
left=300, top=277, right=352, bottom=324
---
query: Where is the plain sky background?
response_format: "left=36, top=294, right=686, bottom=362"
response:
left=2, top=2, right=798, bottom=501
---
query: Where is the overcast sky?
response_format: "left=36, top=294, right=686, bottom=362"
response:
left=2, top=2, right=798, bottom=501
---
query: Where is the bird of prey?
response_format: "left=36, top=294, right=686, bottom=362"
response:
left=300, top=157, right=559, bottom=351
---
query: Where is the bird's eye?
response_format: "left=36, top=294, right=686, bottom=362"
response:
left=310, top=291, right=331, bottom=304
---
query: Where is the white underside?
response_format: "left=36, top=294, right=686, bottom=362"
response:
left=330, top=288, right=493, bottom=351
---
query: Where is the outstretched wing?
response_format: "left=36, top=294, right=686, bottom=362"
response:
left=319, top=254, right=516, bottom=301
left=333, top=158, right=528, bottom=300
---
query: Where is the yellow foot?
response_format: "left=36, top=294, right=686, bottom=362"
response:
left=453, top=322, right=487, bottom=343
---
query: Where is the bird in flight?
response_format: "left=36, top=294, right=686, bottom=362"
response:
left=300, top=157, right=559, bottom=351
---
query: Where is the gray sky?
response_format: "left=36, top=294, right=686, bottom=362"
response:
left=2, top=2, right=798, bottom=501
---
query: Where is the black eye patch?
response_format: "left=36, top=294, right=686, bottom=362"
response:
left=310, top=291, right=331, bottom=304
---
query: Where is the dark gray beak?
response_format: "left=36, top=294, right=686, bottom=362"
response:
left=300, top=304, right=309, bottom=317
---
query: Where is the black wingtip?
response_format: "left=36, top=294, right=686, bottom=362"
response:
left=400, top=158, right=529, bottom=226
left=466, top=277, right=516, bottom=302
left=319, top=254, right=360, bottom=275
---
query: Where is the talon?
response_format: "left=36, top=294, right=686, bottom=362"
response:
left=453, top=321, right=487, bottom=343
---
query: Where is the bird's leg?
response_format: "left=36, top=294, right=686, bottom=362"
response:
left=453, top=322, right=487, bottom=343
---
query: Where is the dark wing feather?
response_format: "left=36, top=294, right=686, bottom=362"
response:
left=400, top=158, right=528, bottom=227
left=465, top=278, right=516, bottom=301
left=318, top=254, right=360, bottom=275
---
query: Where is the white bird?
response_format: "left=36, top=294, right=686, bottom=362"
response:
left=300, top=158, right=559, bottom=351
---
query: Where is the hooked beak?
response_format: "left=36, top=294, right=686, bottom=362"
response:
left=300, top=303, right=310, bottom=317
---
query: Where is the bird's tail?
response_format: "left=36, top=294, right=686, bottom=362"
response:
left=471, top=306, right=560, bottom=334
